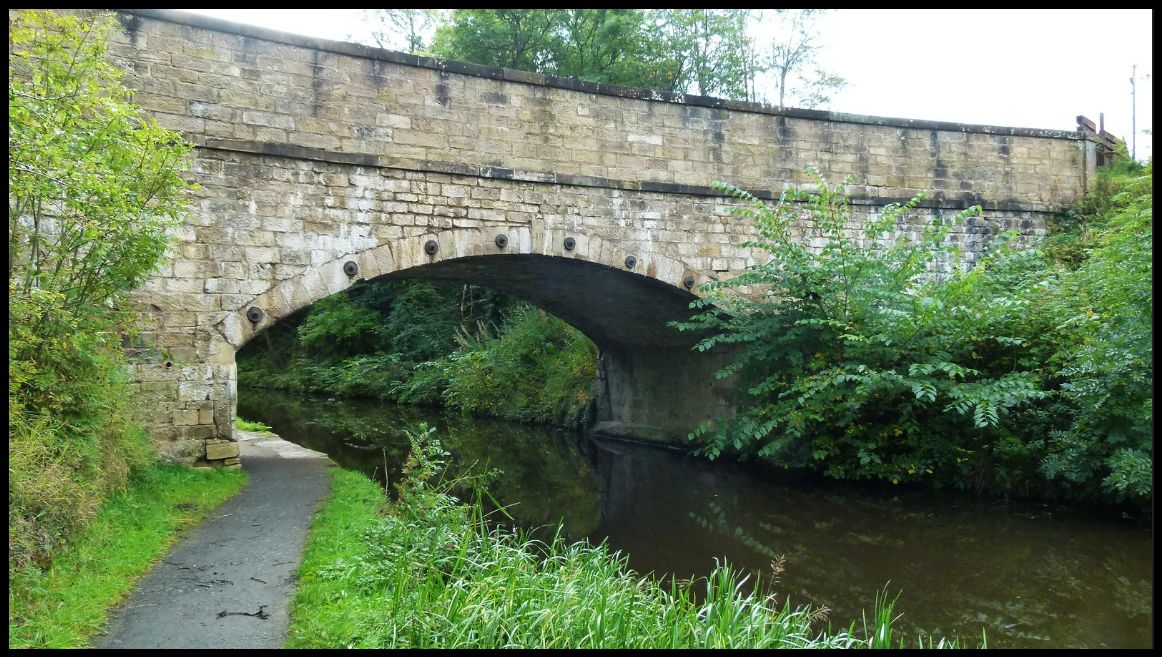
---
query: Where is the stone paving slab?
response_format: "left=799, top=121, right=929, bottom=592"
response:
left=95, top=430, right=333, bottom=649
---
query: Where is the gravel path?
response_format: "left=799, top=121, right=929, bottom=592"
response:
left=95, top=430, right=333, bottom=649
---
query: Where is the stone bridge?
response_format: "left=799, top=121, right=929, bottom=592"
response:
left=95, top=9, right=1102, bottom=465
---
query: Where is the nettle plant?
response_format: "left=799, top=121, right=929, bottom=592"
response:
left=677, top=167, right=1046, bottom=488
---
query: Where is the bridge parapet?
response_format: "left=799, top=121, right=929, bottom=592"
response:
left=109, top=9, right=1095, bottom=215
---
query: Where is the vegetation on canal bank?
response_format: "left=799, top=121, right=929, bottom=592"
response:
left=235, top=416, right=273, bottom=432
left=8, top=465, right=248, bottom=648
left=9, top=7, right=199, bottom=584
left=238, top=285, right=598, bottom=429
left=680, top=162, right=1151, bottom=510
left=8, top=13, right=249, bottom=649
left=288, top=426, right=966, bottom=649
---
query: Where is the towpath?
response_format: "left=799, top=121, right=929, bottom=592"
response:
left=96, top=430, right=332, bottom=649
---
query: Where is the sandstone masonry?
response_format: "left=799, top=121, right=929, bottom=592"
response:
left=56, top=9, right=1102, bottom=464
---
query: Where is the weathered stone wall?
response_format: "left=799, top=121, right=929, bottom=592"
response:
left=122, top=146, right=1053, bottom=461
left=110, top=10, right=1093, bottom=214
left=49, top=9, right=1099, bottom=464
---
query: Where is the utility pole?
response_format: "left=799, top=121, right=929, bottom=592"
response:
left=1130, top=64, right=1136, bottom=161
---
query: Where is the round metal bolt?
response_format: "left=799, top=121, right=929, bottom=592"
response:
left=563, top=236, right=576, bottom=251
left=624, top=255, right=637, bottom=269
left=424, top=239, right=439, bottom=255
left=495, top=233, right=509, bottom=248
left=343, top=260, right=359, bottom=277
left=682, top=274, right=696, bottom=289
left=246, top=306, right=264, bottom=324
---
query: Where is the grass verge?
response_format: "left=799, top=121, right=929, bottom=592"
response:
left=235, top=416, right=272, bottom=432
left=8, top=464, right=249, bottom=648
left=287, top=435, right=910, bottom=648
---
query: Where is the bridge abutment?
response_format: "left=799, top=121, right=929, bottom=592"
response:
left=594, top=346, right=738, bottom=446
left=125, top=317, right=242, bottom=467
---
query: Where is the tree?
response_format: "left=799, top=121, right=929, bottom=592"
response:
left=648, top=9, right=755, bottom=99
left=360, top=9, right=444, bottom=54
left=375, top=9, right=848, bottom=107
left=427, top=9, right=763, bottom=100
left=9, top=9, right=194, bottom=568
left=760, top=9, right=846, bottom=109
left=430, top=9, right=565, bottom=72
left=548, top=9, right=658, bottom=87
left=9, top=10, right=192, bottom=330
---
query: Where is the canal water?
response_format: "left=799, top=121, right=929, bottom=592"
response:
left=238, top=389, right=1152, bottom=648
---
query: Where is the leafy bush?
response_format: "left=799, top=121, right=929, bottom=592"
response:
left=9, top=11, right=191, bottom=315
left=678, top=163, right=1151, bottom=507
left=1033, top=164, right=1152, bottom=503
left=438, top=307, right=598, bottom=428
left=678, top=168, right=1048, bottom=489
left=9, top=9, right=193, bottom=570
left=235, top=417, right=273, bottom=432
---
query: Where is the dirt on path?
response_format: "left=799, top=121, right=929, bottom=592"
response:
left=95, top=430, right=333, bottom=649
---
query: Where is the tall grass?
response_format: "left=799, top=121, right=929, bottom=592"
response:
left=287, top=426, right=931, bottom=649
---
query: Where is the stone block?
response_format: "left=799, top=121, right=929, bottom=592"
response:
left=174, top=409, right=199, bottom=426
left=206, top=441, right=240, bottom=461
left=158, top=438, right=206, bottom=465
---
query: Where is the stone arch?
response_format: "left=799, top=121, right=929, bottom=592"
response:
left=94, top=8, right=1091, bottom=467
left=192, top=227, right=732, bottom=463
left=213, top=226, right=707, bottom=354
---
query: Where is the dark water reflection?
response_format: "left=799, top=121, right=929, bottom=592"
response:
left=238, top=389, right=1152, bottom=648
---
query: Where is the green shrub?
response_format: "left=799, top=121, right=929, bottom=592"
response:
left=677, top=168, right=1047, bottom=490
left=235, top=417, right=273, bottom=432
left=1033, top=165, right=1152, bottom=504
left=439, top=307, right=598, bottom=427
left=677, top=163, right=1151, bottom=507
left=8, top=9, right=193, bottom=570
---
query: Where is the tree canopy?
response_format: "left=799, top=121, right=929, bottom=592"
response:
left=377, top=9, right=844, bottom=106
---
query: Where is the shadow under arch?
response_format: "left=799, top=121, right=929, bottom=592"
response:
left=379, top=254, right=704, bottom=349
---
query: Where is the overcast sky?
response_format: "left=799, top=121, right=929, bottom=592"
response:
left=178, top=9, right=1152, bottom=161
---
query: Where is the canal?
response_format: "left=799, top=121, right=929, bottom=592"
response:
left=238, top=389, right=1152, bottom=648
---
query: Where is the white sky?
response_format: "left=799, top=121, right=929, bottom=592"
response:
left=178, top=9, right=1152, bottom=160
